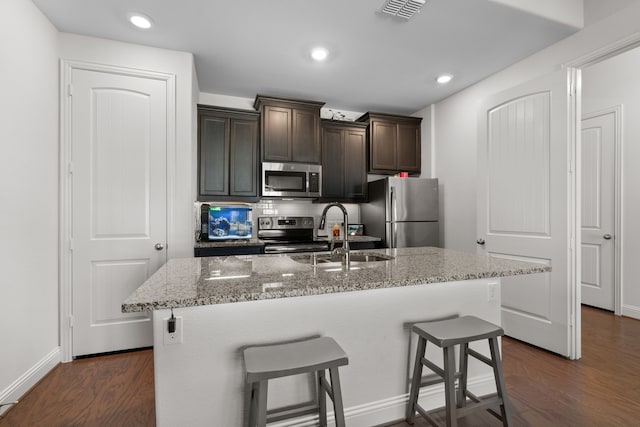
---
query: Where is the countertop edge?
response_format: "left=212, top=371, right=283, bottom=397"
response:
left=121, top=265, right=549, bottom=313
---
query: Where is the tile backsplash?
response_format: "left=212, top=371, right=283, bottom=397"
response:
left=194, top=200, right=361, bottom=240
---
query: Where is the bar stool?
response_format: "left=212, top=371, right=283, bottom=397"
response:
left=406, top=316, right=512, bottom=427
left=244, top=336, right=348, bottom=427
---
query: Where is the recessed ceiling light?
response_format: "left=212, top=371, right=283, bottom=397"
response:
left=311, top=47, right=329, bottom=61
left=436, top=74, right=453, bottom=84
left=130, top=14, right=153, bottom=29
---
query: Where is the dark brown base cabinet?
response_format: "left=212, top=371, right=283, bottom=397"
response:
left=254, top=95, right=324, bottom=164
left=197, top=105, right=260, bottom=201
left=320, top=120, right=368, bottom=202
left=357, top=112, right=422, bottom=175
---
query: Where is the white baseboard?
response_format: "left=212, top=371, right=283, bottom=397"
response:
left=0, top=347, right=60, bottom=416
left=621, top=304, right=640, bottom=320
left=271, top=374, right=496, bottom=427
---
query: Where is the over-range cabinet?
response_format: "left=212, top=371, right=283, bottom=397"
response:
left=254, top=95, right=324, bottom=164
left=361, top=177, right=439, bottom=248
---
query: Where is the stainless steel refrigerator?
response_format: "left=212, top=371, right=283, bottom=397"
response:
left=361, top=177, right=439, bottom=248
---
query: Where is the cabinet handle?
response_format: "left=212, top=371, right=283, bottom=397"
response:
left=603, top=234, right=612, bottom=240
left=476, top=238, right=485, bottom=245
left=155, top=243, right=165, bottom=250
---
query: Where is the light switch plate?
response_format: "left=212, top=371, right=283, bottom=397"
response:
left=487, top=282, right=497, bottom=301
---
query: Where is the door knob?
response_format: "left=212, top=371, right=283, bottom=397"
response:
left=155, top=243, right=165, bottom=250
left=603, top=234, right=612, bottom=240
left=476, top=238, right=486, bottom=245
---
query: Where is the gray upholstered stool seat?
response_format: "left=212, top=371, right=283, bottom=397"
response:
left=406, top=316, right=512, bottom=427
left=244, top=336, right=348, bottom=427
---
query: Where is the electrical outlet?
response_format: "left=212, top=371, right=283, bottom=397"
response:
left=164, top=316, right=183, bottom=345
left=487, top=282, right=497, bottom=301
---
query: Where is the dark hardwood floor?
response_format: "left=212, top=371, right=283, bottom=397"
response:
left=0, top=349, right=155, bottom=427
left=1, top=306, right=638, bottom=427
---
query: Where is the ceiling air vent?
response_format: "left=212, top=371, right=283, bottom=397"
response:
left=381, top=0, right=427, bottom=20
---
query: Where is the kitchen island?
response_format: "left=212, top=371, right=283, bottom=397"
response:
left=123, top=247, right=548, bottom=427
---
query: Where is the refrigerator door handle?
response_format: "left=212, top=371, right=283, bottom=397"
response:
left=390, top=186, right=396, bottom=248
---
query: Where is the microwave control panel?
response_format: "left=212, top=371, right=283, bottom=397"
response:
left=309, top=172, right=320, bottom=193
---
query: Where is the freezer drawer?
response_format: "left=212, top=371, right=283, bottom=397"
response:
left=385, top=221, right=439, bottom=248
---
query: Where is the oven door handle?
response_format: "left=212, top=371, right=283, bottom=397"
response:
left=264, top=244, right=329, bottom=254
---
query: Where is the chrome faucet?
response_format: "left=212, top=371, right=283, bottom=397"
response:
left=319, top=202, right=350, bottom=266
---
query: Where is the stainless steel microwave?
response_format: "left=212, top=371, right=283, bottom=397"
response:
left=262, top=162, right=322, bottom=198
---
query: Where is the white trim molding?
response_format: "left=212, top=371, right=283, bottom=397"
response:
left=268, top=375, right=496, bottom=427
left=59, top=59, right=176, bottom=362
left=0, top=348, right=60, bottom=416
left=581, top=105, right=623, bottom=317
left=621, top=304, right=640, bottom=320
left=565, top=32, right=640, bottom=69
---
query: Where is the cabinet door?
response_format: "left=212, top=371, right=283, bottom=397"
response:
left=229, top=118, right=258, bottom=197
left=292, top=108, right=321, bottom=163
left=370, top=120, right=397, bottom=171
left=397, top=123, right=421, bottom=173
left=321, top=126, right=344, bottom=199
left=344, top=128, right=367, bottom=199
left=199, top=115, right=229, bottom=196
left=263, top=105, right=291, bottom=161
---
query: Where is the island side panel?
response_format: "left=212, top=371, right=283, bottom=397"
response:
left=153, top=278, right=502, bottom=427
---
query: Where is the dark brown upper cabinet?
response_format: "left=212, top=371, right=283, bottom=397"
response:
left=197, top=105, right=260, bottom=201
left=254, top=95, right=325, bottom=164
left=320, top=120, right=368, bottom=202
left=357, top=112, right=422, bottom=175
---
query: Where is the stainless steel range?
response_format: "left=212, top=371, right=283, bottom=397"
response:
left=258, top=216, right=329, bottom=254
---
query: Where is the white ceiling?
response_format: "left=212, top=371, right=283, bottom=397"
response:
left=32, top=0, right=581, bottom=115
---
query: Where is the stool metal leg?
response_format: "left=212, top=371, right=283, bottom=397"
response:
left=248, top=381, right=258, bottom=427
left=443, top=345, right=458, bottom=427
left=489, top=337, right=512, bottom=426
left=329, top=367, right=346, bottom=427
left=406, top=336, right=427, bottom=424
left=255, top=380, right=268, bottom=427
left=457, top=342, right=469, bottom=408
left=318, top=370, right=327, bottom=427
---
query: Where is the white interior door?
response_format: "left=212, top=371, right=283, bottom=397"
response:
left=477, top=69, right=577, bottom=357
left=71, top=68, right=167, bottom=357
left=581, top=111, right=616, bottom=311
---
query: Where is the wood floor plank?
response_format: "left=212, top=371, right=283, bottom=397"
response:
left=1, top=306, right=638, bottom=426
left=0, top=349, right=155, bottom=427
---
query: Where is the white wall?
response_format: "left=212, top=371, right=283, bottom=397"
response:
left=432, top=1, right=640, bottom=254
left=583, top=0, right=639, bottom=26
left=582, top=48, right=640, bottom=318
left=414, top=105, right=433, bottom=179
left=490, top=0, right=583, bottom=28
left=0, top=0, right=60, bottom=412
left=59, top=34, right=197, bottom=259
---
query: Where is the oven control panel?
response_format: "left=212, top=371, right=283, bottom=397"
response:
left=258, top=216, right=314, bottom=230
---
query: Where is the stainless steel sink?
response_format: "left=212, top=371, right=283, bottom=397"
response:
left=348, top=253, right=393, bottom=263
left=289, top=252, right=394, bottom=267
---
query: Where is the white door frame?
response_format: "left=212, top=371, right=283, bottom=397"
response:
left=59, top=60, right=176, bottom=362
left=581, top=105, right=623, bottom=316
left=563, top=32, right=640, bottom=358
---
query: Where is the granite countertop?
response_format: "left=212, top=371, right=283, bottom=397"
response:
left=122, top=247, right=550, bottom=313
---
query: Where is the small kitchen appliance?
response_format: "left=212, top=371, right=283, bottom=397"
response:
left=207, top=205, right=253, bottom=240
left=261, top=162, right=322, bottom=198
